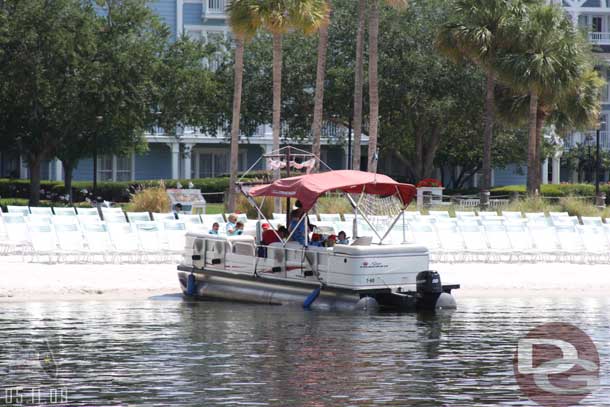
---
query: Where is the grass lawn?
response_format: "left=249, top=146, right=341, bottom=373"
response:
left=206, top=203, right=225, bottom=214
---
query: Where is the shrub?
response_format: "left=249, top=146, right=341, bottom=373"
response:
left=126, top=181, right=171, bottom=213
left=557, top=196, right=599, bottom=217
left=500, top=197, right=561, bottom=214
left=233, top=194, right=273, bottom=220
left=315, top=195, right=353, bottom=214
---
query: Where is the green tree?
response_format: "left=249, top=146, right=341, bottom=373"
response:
left=436, top=0, right=531, bottom=203
left=0, top=0, right=100, bottom=204
left=496, top=3, right=593, bottom=194
left=227, top=0, right=262, bottom=211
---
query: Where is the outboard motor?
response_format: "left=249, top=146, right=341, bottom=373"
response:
left=415, top=270, right=443, bottom=310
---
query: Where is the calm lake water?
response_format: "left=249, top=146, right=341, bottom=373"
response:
left=0, top=295, right=608, bottom=406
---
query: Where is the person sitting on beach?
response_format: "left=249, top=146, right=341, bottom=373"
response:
left=337, top=231, right=350, bottom=245
left=235, top=221, right=244, bottom=235
left=226, top=214, right=237, bottom=235
left=209, top=222, right=219, bottom=235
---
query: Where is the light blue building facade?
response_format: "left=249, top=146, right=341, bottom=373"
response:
left=0, top=0, right=602, bottom=187
left=0, top=0, right=351, bottom=183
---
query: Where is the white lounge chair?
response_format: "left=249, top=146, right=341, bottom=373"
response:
left=319, top=213, right=342, bottom=222
left=482, top=222, right=512, bottom=263
left=108, top=223, right=139, bottom=263
left=505, top=223, right=535, bottom=262
left=578, top=225, right=609, bottom=263
left=82, top=223, right=114, bottom=263
left=0, top=214, right=31, bottom=255
left=151, top=212, right=176, bottom=221
left=162, top=220, right=188, bottom=255
left=126, top=211, right=151, bottom=223
left=434, top=221, right=464, bottom=263
left=502, top=211, right=523, bottom=220
left=76, top=207, right=101, bottom=218
left=528, top=224, right=559, bottom=262
left=53, top=207, right=77, bottom=216
left=28, top=223, right=58, bottom=263
left=29, top=207, right=53, bottom=215
left=581, top=216, right=603, bottom=226
left=54, top=223, right=86, bottom=263
left=7, top=206, right=30, bottom=216
left=458, top=222, right=488, bottom=262
left=135, top=221, right=163, bottom=261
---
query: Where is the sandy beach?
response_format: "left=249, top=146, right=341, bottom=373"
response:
left=1, top=256, right=609, bottom=301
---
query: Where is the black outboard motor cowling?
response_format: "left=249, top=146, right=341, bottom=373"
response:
left=415, top=270, right=443, bottom=310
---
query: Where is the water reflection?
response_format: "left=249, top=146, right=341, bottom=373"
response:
left=0, top=297, right=607, bottom=406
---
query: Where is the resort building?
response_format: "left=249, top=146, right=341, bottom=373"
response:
left=0, top=0, right=606, bottom=187
left=0, top=0, right=357, bottom=183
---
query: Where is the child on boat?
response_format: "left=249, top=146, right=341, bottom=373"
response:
left=226, top=214, right=237, bottom=235
left=235, top=222, right=244, bottom=235
left=337, top=231, right=350, bottom=245
left=209, top=222, right=219, bottom=235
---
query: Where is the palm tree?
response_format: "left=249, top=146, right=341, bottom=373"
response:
left=251, top=0, right=328, bottom=210
left=227, top=0, right=261, bottom=212
left=436, top=0, right=531, bottom=204
left=352, top=0, right=366, bottom=171
left=496, top=4, right=586, bottom=194
left=311, top=2, right=331, bottom=170
left=366, top=0, right=408, bottom=173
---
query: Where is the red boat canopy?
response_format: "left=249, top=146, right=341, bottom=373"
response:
left=247, top=170, right=416, bottom=211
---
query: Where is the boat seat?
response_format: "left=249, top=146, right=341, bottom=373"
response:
left=333, top=244, right=428, bottom=256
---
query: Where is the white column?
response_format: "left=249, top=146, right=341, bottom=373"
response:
left=111, top=155, right=118, bottom=182
left=53, top=159, right=63, bottom=181
left=194, top=150, right=200, bottom=179
left=19, top=155, right=28, bottom=179
left=490, top=169, right=495, bottom=187
left=47, top=161, right=53, bottom=181
left=183, top=143, right=194, bottom=180
left=473, top=173, right=479, bottom=188
left=168, top=143, right=180, bottom=179
left=541, top=158, right=549, bottom=185
left=176, top=0, right=184, bottom=37
left=572, top=160, right=579, bottom=183
left=264, top=144, right=273, bottom=170
left=343, top=144, right=349, bottom=170
left=130, top=151, right=136, bottom=181
left=552, top=157, right=561, bottom=184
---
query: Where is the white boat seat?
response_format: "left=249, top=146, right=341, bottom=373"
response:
left=333, top=244, right=428, bottom=256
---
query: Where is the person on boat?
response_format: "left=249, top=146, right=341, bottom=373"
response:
left=310, top=233, right=323, bottom=247
left=326, top=234, right=337, bottom=247
left=235, top=222, right=244, bottom=235
left=337, top=231, right=350, bottom=245
left=262, top=225, right=287, bottom=245
left=209, top=222, right=219, bottom=235
left=289, top=210, right=306, bottom=245
left=226, top=214, right=238, bottom=235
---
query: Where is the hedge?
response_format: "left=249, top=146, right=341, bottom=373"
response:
left=490, top=184, right=610, bottom=198
left=0, top=176, right=260, bottom=204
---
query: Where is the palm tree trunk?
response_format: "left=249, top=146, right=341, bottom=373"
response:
left=527, top=91, right=539, bottom=195
left=367, top=0, right=379, bottom=173
left=63, top=160, right=74, bottom=204
left=352, top=0, right=366, bottom=171
left=534, top=108, right=545, bottom=193
left=272, top=32, right=283, bottom=210
left=28, top=156, right=42, bottom=206
left=228, top=37, right=245, bottom=212
left=482, top=70, right=496, bottom=191
left=311, top=12, right=330, bottom=171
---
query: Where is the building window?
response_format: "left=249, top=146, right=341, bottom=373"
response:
left=198, top=150, right=245, bottom=178
left=98, top=154, right=133, bottom=182
left=98, top=155, right=113, bottom=182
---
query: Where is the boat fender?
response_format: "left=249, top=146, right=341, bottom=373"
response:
left=303, top=286, right=321, bottom=309
left=186, top=273, right=197, bottom=296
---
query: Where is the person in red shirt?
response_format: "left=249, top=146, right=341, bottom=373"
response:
left=262, top=225, right=288, bottom=245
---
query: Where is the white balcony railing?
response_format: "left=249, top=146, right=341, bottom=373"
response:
left=203, top=0, right=227, bottom=19
left=564, top=131, right=610, bottom=151
left=589, top=32, right=610, bottom=44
